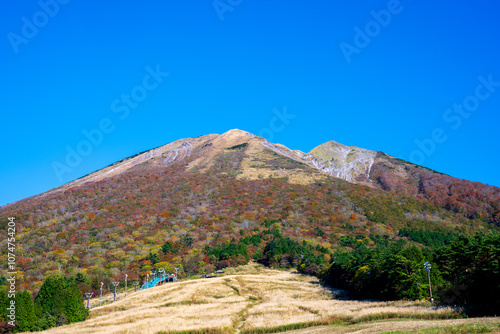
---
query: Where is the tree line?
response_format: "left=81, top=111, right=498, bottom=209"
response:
left=0, top=276, right=88, bottom=333
left=203, top=225, right=499, bottom=315
left=322, top=233, right=500, bottom=315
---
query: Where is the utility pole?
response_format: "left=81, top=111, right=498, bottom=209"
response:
left=125, top=274, right=128, bottom=297
left=152, top=270, right=157, bottom=285
left=424, top=261, right=433, bottom=305
left=133, top=281, right=139, bottom=292
left=85, top=292, right=93, bottom=309
left=159, top=269, right=165, bottom=285
left=100, top=282, right=104, bottom=306
left=112, top=281, right=120, bottom=301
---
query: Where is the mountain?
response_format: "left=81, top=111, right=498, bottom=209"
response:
left=0, top=129, right=499, bottom=291
left=45, top=129, right=327, bottom=195
left=38, top=129, right=500, bottom=224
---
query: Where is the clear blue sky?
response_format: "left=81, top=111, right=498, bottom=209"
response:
left=1, top=0, right=499, bottom=206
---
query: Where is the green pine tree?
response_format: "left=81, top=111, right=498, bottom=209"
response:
left=14, top=290, right=37, bottom=333
left=61, top=277, right=89, bottom=323
left=75, top=273, right=86, bottom=284
left=35, top=276, right=62, bottom=319
left=35, top=276, right=89, bottom=328
left=0, top=288, right=8, bottom=323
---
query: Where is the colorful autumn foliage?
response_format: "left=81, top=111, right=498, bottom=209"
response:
left=0, top=140, right=498, bottom=327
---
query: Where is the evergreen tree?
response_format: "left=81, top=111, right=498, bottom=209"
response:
left=75, top=273, right=86, bottom=284
left=0, top=289, right=8, bottom=323
left=60, top=278, right=88, bottom=323
left=35, top=276, right=89, bottom=328
left=182, top=235, right=194, bottom=247
left=147, top=252, right=160, bottom=265
left=161, top=241, right=174, bottom=254
left=14, top=290, right=36, bottom=333
left=162, top=241, right=179, bottom=254
left=35, top=276, right=62, bottom=319
left=434, top=233, right=500, bottom=314
left=0, top=288, right=13, bottom=334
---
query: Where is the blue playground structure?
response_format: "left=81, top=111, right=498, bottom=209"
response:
left=141, top=274, right=176, bottom=290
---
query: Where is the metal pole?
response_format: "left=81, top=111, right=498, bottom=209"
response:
left=427, top=271, right=433, bottom=305
left=125, top=274, right=128, bottom=297
left=133, top=281, right=139, bottom=292
left=100, top=282, right=103, bottom=307
left=424, top=262, right=433, bottom=305
left=175, top=268, right=179, bottom=282
left=85, top=292, right=93, bottom=309
left=159, top=269, right=165, bottom=285
left=112, top=281, right=119, bottom=301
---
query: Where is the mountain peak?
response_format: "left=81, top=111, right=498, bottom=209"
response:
left=315, top=140, right=368, bottom=152
left=220, top=129, right=254, bottom=138
left=303, top=140, right=377, bottom=184
left=212, top=128, right=255, bottom=146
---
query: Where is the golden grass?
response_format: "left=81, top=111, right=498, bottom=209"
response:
left=278, top=318, right=500, bottom=334
left=390, top=322, right=500, bottom=334
left=235, top=139, right=328, bottom=186
left=25, top=263, right=495, bottom=334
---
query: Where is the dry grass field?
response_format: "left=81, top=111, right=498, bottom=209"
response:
left=27, top=263, right=499, bottom=334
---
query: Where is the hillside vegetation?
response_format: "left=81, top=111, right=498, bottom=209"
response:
left=0, top=129, right=499, bottom=332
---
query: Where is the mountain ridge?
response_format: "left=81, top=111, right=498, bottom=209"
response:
left=4, top=130, right=407, bottom=197
left=3, top=128, right=498, bottom=217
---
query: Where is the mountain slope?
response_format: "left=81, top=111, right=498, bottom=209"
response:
left=28, top=129, right=500, bottom=225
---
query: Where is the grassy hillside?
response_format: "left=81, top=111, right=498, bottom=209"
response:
left=23, top=262, right=495, bottom=334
